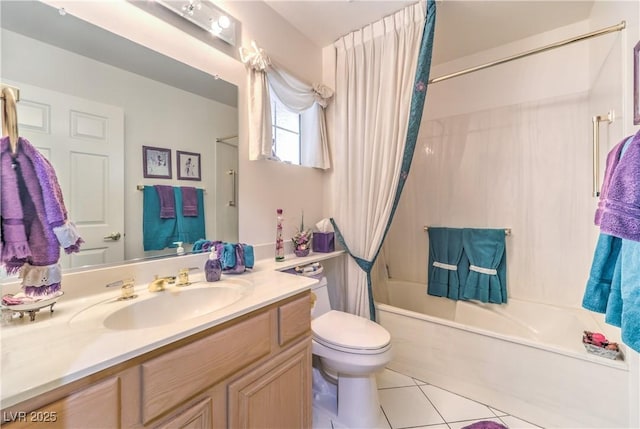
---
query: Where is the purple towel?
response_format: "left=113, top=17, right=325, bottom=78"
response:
left=21, top=138, right=83, bottom=253
left=155, top=185, right=176, bottom=219
left=181, top=186, right=198, bottom=217
left=595, top=137, right=627, bottom=225
left=1, top=140, right=31, bottom=273
left=462, top=422, right=507, bottom=429
left=1, top=137, right=62, bottom=295
left=600, top=130, right=640, bottom=241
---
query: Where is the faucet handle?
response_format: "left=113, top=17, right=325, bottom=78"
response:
left=105, top=278, right=134, bottom=288
left=177, top=267, right=199, bottom=286
left=106, top=278, right=136, bottom=300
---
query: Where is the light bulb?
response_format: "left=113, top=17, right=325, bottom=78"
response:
left=210, top=21, right=222, bottom=35
left=217, top=15, right=231, bottom=29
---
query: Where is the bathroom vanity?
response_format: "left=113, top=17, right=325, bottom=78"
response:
left=0, top=254, right=338, bottom=428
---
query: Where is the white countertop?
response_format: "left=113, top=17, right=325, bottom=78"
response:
left=0, top=251, right=343, bottom=409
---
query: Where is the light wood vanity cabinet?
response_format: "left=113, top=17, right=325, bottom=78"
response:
left=2, top=291, right=312, bottom=429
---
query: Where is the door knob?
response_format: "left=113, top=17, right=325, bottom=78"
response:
left=103, top=232, right=122, bottom=241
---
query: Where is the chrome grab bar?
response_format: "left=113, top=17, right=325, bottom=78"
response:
left=592, top=110, right=615, bottom=197
left=227, top=169, right=237, bottom=207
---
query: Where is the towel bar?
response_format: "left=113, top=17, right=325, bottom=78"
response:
left=592, top=110, right=615, bottom=198
left=137, top=184, right=206, bottom=193
left=423, top=226, right=511, bottom=236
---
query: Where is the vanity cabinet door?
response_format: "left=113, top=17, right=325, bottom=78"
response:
left=228, top=339, right=312, bottom=429
left=154, top=398, right=213, bottom=429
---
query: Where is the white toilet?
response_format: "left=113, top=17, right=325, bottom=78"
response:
left=311, top=277, right=392, bottom=428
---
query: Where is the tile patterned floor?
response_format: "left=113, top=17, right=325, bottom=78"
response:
left=313, top=368, right=544, bottom=429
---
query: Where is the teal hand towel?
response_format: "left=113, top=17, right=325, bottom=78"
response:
left=427, top=228, right=467, bottom=300
left=174, top=187, right=205, bottom=244
left=582, top=233, right=622, bottom=314
left=222, top=243, right=236, bottom=269
left=143, top=186, right=178, bottom=251
left=461, top=228, right=507, bottom=304
left=243, top=244, right=255, bottom=269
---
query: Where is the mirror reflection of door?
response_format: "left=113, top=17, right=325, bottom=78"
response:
left=13, top=81, right=125, bottom=268
left=215, top=138, right=239, bottom=243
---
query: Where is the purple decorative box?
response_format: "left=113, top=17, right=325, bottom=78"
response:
left=312, top=232, right=335, bottom=253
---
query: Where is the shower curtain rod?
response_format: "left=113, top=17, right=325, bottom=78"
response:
left=428, top=21, right=626, bottom=84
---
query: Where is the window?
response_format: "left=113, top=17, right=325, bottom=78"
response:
left=271, top=91, right=300, bottom=164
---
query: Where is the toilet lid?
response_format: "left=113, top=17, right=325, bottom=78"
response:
left=312, top=310, right=391, bottom=351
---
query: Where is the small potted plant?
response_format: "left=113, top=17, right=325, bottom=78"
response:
left=292, top=212, right=312, bottom=257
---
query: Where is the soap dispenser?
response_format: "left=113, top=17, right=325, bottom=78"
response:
left=205, top=248, right=222, bottom=282
left=174, top=241, right=185, bottom=255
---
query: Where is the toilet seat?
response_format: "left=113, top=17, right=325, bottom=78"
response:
left=312, top=310, right=391, bottom=355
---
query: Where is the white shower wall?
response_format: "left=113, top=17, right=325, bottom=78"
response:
left=382, top=17, right=626, bottom=308
left=384, top=92, right=593, bottom=307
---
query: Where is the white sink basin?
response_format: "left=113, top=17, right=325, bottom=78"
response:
left=69, top=279, right=253, bottom=330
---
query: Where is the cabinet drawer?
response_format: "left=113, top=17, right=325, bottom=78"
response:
left=141, top=312, right=271, bottom=423
left=278, top=292, right=311, bottom=346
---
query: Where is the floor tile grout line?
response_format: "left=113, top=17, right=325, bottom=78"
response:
left=379, top=405, right=392, bottom=429
left=416, top=383, right=449, bottom=425
left=499, top=414, right=545, bottom=428
left=386, top=422, right=451, bottom=429
left=379, top=385, right=422, bottom=390
left=418, top=382, right=508, bottom=422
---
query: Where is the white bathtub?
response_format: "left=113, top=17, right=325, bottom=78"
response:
left=376, top=279, right=630, bottom=428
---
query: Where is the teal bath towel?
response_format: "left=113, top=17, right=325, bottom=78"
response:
left=582, top=233, right=622, bottom=314
left=427, top=227, right=468, bottom=300
left=620, top=240, right=640, bottom=352
left=604, top=252, right=623, bottom=327
left=461, top=228, right=507, bottom=304
left=143, top=186, right=178, bottom=251
left=174, top=187, right=206, bottom=244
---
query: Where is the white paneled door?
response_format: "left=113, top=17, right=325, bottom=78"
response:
left=12, top=81, right=125, bottom=268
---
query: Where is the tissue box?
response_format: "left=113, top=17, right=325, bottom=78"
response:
left=312, top=232, right=335, bottom=253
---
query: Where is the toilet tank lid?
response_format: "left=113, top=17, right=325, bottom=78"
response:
left=312, top=310, right=391, bottom=350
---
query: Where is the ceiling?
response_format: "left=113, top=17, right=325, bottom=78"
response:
left=1, top=1, right=238, bottom=106
left=264, top=0, right=595, bottom=65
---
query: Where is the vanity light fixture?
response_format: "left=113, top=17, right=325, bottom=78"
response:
left=155, top=0, right=237, bottom=46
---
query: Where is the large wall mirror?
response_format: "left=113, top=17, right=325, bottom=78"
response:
left=1, top=1, right=239, bottom=271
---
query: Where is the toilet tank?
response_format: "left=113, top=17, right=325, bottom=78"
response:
left=311, top=277, right=331, bottom=318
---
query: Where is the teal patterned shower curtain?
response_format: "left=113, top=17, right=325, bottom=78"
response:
left=331, top=0, right=437, bottom=321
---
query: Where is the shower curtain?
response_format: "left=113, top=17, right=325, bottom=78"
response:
left=331, top=0, right=436, bottom=320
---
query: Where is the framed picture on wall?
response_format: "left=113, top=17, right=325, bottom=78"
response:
left=143, top=146, right=172, bottom=179
left=177, top=150, right=201, bottom=181
left=635, top=40, right=640, bottom=125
